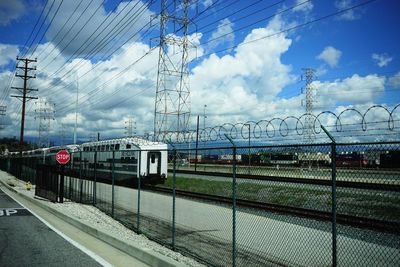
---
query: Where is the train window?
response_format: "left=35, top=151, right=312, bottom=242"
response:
left=151, top=154, right=155, bottom=163
left=97, top=146, right=100, bottom=151
left=106, top=145, right=110, bottom=150
left=110, top=144, right=115, bottom=150
left=115, top=144, right=120, bottom=150
left=126, top=144, right=131, bottom=149
left=101, top=145, right=105, bottom=151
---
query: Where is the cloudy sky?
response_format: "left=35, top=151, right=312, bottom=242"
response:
left=0, top=0, right=399, bottom=144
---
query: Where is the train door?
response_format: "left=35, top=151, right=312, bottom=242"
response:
left=147, top=151, right=161, bottom=176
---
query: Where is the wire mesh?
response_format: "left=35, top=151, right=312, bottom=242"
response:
left=172, top=147, right=234, bottom=266
left=234, top=145, right=332, bottom=266
left=335, top=143, right=400, bottom=266
left=2, top=141, right=399, bottom=266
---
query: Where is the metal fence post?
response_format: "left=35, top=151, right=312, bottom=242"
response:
left=225, top=134, right=237, bottom=267
left=195, top=115, right=199, bottom=171
left=172, top=148, right=177, bottom=250
left=79, top=150, right=83, bottom=203
left=321, top=126, right=337, bottom=267
left=93, top=151, right=97, bottom=206
left=112, top=150, right=115, bottom=218
left=59, top=164, right=65, bottom=203
left=69, top=159, right=72, bottom=200
left=331, top=142, right=337, bottom=267
left=137, top=174, right=141, bottom=234
left=137, top=150, right=141, bottom=234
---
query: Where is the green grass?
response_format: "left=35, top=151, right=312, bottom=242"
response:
left=159, top=176, right=400, bottom=221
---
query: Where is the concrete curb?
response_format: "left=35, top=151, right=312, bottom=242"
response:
left=0, top=178, right=187, bottom=267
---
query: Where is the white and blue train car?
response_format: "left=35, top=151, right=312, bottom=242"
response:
left=79, top=137, right=168, bottom=187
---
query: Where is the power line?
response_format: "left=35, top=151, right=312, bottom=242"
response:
left=193, top=0, right=378, bottom=61
left=197, top=0, right=285, bottom=34
left=21, top=0, right=50, bottom=56
left=39, top=0, right=106, bottom=68
left=35, top=0, right=86, bottom=60
left=39, top=0, right=154, bottom=97
left=55, top=46, right=158, bottom=114
left=28, top=0, right=65, bottom=57
left=23, top=0, right=56, bottom=57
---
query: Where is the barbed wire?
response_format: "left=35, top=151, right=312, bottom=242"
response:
left=144, top=104, right=400, bottom=144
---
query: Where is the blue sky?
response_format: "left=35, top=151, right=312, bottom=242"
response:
left=0, top=0, right=399, bottom=144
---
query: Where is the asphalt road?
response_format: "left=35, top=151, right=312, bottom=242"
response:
left=0, top=188, right=103, bottom=267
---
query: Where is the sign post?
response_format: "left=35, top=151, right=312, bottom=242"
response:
left=56, top=150, right=70, bottom=203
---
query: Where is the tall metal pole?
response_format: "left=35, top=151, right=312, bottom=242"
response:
left=112, top=150, right=115, bottom=218
left=172, top=148, right=177, bottom=250
left=321, top=126, right=337, bottom=267
left=244, top=123, right=251, bottom=174
left=203, top=104, right=207, bottom=130
left=302, top=68, right=316, bottom=144
left=225, top=134, right=237, bottom=267
left=74, top=74, right=79, bottom=144
left=0, top=106, right=6, bottom=129
left=195, top=115, right=199, bottom=171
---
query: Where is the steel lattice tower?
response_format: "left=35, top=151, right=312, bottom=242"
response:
left=154, top=0, right=192, bottom=140
left=125, top=117, right=136, bottom=137
left=35, top=98, right=55, bottom=148
left=59, top=124, right=67, bottom=146
left=302, top=68, right=316, bottom=144
left=0, top=106, right=6, bottom=129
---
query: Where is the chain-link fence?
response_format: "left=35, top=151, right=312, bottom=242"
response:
left=0, top=141, right=399, bottom=266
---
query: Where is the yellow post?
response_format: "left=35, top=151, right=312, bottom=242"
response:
left=25, top=181, right=32, bottom=191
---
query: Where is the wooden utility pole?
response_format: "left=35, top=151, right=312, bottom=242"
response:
left=11, top=57, right=38, bottom=153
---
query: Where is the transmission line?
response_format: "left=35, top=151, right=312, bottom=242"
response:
left=193, top=0, right=378, bottom=62
left=28, top=0, right=65, bottom=57
left=40, top=0, right=154, bottom=95
left=23, top=0, right=56, bottom=57
left=35, top=0, right=86, bottom=60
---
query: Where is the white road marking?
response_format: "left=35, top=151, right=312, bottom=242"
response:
left=4, top=190, right=112, bottom=267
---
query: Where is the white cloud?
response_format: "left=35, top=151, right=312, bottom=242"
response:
left=0, top=44, right=19, bottom=67
left=39, top=0, right=154, bottom=57
left=0, top=39, right=161, bottom=141
left=191, top=16, right=294, bottom=123
left=315, top=66, right=328, bottom=77
left=314, top=74, right=385, bottom=104
left=0, top=4, right=392, bottom=144
left=0, top=0, right=25, bottom=25
left=206, top=18, right=235, bottom=51
left=388, top=72, right=400, bottom=88
left=202, top=0, right=213, bottom=8
left=317, top=46, right=342, bottom=68
left=293, top=0, right=314, bottom=13
left=334, top=0, right=359, bottom=21
left=372, top=53, right=392, bottom=67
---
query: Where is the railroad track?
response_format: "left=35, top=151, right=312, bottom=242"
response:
left=171, top=169, right=400, bottom=192
left=145, top=186, right=400, bottom=235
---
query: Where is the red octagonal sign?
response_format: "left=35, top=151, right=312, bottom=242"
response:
left=56, top=150, right=70, bottom=165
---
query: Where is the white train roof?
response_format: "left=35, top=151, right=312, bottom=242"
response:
left=80, top=137, right=167, bottom=150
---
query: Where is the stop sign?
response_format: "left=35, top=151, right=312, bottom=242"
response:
left=56, top=150, right=70, bottom=165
